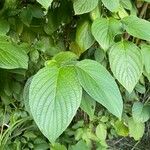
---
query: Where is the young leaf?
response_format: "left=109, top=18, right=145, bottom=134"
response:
left=101, top=0, right=120, bottom=12
left=75, top=59, right=123, bottom=119
left=29, top=66, right=82, bottom=143
left=122, top=16, right=150, bottom=41
left=109, top=41, right=143, bottom=93
left=141, top=44, right=150, bottom=74
left=92, top=18, right=122, bottom=50
left=128, top=118, right=145, bottom=141
left=96, top=123, right=107, bottom=141
left=76, top=21, right=95, bottom=53
left=80, top=92, right=96, bottom=120
left=0, top=36, right=28, bottom=69
left=132, top=102, right=150, bottom=123
left=73, top=0, right=98, bottom=15
left=36, top=0, right=53, bottom=10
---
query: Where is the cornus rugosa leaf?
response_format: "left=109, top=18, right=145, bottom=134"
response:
left=122, top=16, right=150, bottom=41
left=92, top=18, right=122, bottom=51
left=29, top=66, right=82, bottom=143
left=109, top=41, right=143, bottom=93
left=73, top=0, right=98, bottom=15
left=75, top=59, right=123, bottom=119
left=76, top=21, right=95, bottom=53
left=0, top=36, right=28, bottom=69
left=102, top=0, right=120, bottom=12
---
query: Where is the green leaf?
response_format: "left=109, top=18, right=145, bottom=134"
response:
left=75, top=59, right=123, bottom=119
left=73, top=0, right=98, bottom=15
left=92, top=18, right=122, bottom=50
left=120, top=0, right=132, bottom=10
left=109, top=41, right=143, bottom=93
left=96, top=123, right=107, bottom=141
left=76, top=21, right=95, bottom=53
left=141, top=44, right=150, bottom=74
left=36, top=0, right=53, bottom=10
left=0, top=19, right=10, bottom=35
left=29, top=66, right=82, bottom=143
left=80, top=92, right=96, bottom=120
left=101, top=0, right=120, bottom=12
left=128, top=117, right=145, bottom=141
left=122, top=16, right=150, bottom=41
left=69, top=140, right=89, bottom=150
left=114, top=120, right=129, bottom=136
left=0, top=36, right=28, bottom=69
left=132, top=102, right=150, bottom=123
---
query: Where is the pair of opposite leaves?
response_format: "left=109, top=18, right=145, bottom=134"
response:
left=27, top=39, right=143, bottom=143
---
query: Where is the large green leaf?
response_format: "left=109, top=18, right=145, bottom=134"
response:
left=102, top=0, right=120, bottom=12
left=36, top=0, right=53, bottom=10
left=109, top=41, right=143, bottom=93
left=122, top=16, right=150, bottom=41
left=76, top=21, right=95, bottom=53
left=75, top=59, right=123, bottom=119
left=92, top=18, right=121, bottom=50
left=73, top=0, right=98, bottom=15
left=0, top=36, right=28, bottom=69
left=141, top=44, right=150, bottom=74
left=29, top=66, right=82, bottom=143
left=132, top=102, right=150, bottom=123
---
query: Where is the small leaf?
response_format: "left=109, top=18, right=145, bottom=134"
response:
left=128, top=117, right=145, bottom=141
left=109, top=41, right=143, bottom=93
left=132, top=102, right=150, bottom=123
left=0, top=36, right=28, bottom=69
left=114, top=120, right=129, bottom=136
left=141, top=44, right=150, bottom=74
left=92, top=18, right=122, bottom=50
left=96, top=123, right=107, bottom=141
left=0, top=19, right=10, bottom=35
left=29, top=66, right=82, bottom=143
left=80, top=92, right=96, bottom=120
left=36, top=0, right=53, bottom=10
left=102, top=0, right=120, bottom=12
left=73, top=0, right=98, bottom=15
left=69, top=140, right=89, bottom=150
left=122, top=16, right=150, bottom=41
left=76, top=21, right=95, bottom=53
left=75, top=59, right=123, bottom=119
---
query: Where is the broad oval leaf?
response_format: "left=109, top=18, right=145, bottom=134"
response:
left=0, top=36, right=28, bottom=69
left=76, top=21, right=95, bottom=53
left=122, top=16, right=150, bottom=41
left=92, top=18, right=122, bottom=50
left=132, top=102, right=150, bottom=123
left=109, top=41, right=143, bottom=93
left=75, top=59, right=123, bottom=119
left=29, top=66, right=82, bottom=143
left=102, top=0, right=120, bottom=12
left=73, top=0, right=98, bottom=15
left=36, top=0, right=53, bottom=10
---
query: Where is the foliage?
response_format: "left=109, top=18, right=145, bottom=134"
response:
left=0, top=0, right=150, bottom=149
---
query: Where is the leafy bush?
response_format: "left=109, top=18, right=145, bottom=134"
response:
left=0, top=0, right=150, bottom=149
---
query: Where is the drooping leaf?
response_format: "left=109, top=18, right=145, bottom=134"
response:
left=36, top=0, right=53, bottom=10
left=128, top=117, right=145, bottom=141
left=73, top=0, right=98, bottom=15
left=0, top=36, right=28, bottom=69
left=109, top=41, right=143, bottom=93
left=75, top=59, right=123, bottom=119
left=122, top=16, right=150, bottom=41
left=141, top=44, right=150, bottom=74
left=92, top=18, right=122, bottom=50
left=76, top=21, right=95, bottom=53
left=29, top=66, right=82, bottom=143
left=101, top=0, right=120, bottom=12
left=80, top=92, right=96, bottom=120
left=132, top=102, right=150, bottom=123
